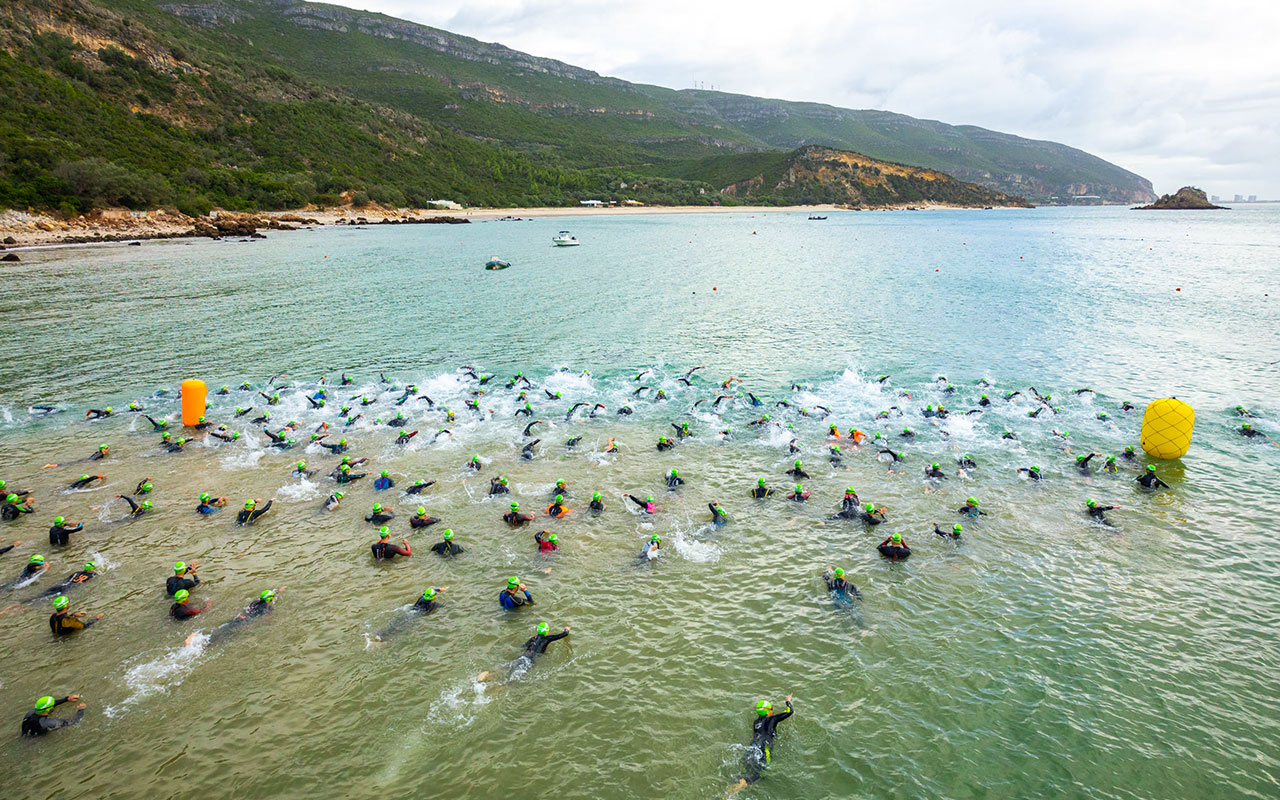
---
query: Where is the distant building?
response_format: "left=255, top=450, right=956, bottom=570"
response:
left=1234, top=194, right=1244, bottom=202
left=1249, top=195, right=1257, bottom=202
left=580, top=199, right=604, bottom=207
left=1210, top=195, right=1220, bottom=203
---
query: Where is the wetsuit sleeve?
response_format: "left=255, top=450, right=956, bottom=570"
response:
left=121, top=495, right=139, bottom=512
left=628, top=495, right=645, bottom=508
left=0, top=544, right=13, bottom=554
left=774, top=702, right=794, bottom=723
left=543, top=630, right=569, bottom=644
left=46, top=706, right=85, bottom=730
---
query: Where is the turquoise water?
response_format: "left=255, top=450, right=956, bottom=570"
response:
left=0, top=206, right=1278, bottom=798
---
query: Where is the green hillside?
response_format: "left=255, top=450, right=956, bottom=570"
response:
left=0, top=0, right=1150, bottom=213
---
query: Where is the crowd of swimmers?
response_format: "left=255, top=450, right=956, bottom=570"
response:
left=7, top=368, right=1265, bottom=788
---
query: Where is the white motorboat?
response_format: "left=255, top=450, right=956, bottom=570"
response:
left=552, top=231, right=580, bottom=246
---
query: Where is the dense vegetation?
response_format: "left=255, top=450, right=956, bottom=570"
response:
left=0, top=0, right=1123, bottom=214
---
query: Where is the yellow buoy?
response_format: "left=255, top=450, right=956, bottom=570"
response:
left=181, top=379, right=207, bottom=426
left=1141, top=398, right=1195, bottom=459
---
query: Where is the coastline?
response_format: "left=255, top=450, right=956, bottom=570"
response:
left=0, top=202, right=1003, bottom=251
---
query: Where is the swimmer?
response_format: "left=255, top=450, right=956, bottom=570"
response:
left=1101, top=455, right=1119, bottom=473
left=67, top=474, right=104, bottom=490
left=978, top=394, right=991, bottom=407
left=334, top=465, right=367, bottom=484
left=860, top=503, right=886, bottom=526
left=656, top=435, right=675, bottom=451
left=166, top=560, right=199, bottom=596
left=1136, top=465, right=1169, bottom=489
left=499, top=577, right=534, bottom=610
left=503, top=502, right=535, bottom=527
left=627, top=494, right=657, bottom=514
left=170, top=588, right=211, bottom=620
left=5, top=554, right=47, bottom=588
left=750, top=478, right=773, bottom=499
left=365, top=503, right=395, bottom=525
left=523, top=420, right=544, bottom=437
left=1075, top=453, right=1101, bottom=474
left=551, top=479, right=571, bottom=498
left=193, top=588, right=280, bottom=647
left=1240, top=423, right=1267, bottom=439
left=0, top=538, right=22, bottom=556
left=237, top=499, right=272, bottom=525
left=546, top=495, right=570, bottom=518
left=785, top=460, right=809, bottom=479
left=877, top=533, right=911, bottom=561
left=294, top=461, right=317, bottom=479
left=1120, top=445, right=1137, bottom=460
left=876, top=449, right=905, bottom=463
left=515, top=402, right=534, bottom=418
left=566, top=435, right=582, bottom=449
left=822, top=567, right=860, bottom=600
left=373, top=470, right=394, bottom=491
left=2, top=493, right=36, bottom=521
left=640, top=533, right=661, bottom=560
left=112, top=495, right=151, bottom=521
left=924, top=462, right=947, bottom=480
left=1085, top=498, right=1118, bottom=526
left=373, top=586, right=448, bottom=640
left=934, top=523, right=962, bottom=540
left=672, top=421, right=692, bottom=439
left=429, top=529, right=463, bottom=557
left=84, top=407, right=113, bottom=420
left=1017, top=465, right=1043, bottom=481
left=1002, top=430, right=1017, bottom=440
left=409, top=506, right=440, bottom=529
left=21, top=695, right=86, bottom=736
left=566, top=402, right=588, bottom=421
left=534, top=530, right=559, bottom=552
left=728, top=696, right=794, bottom=793
left=522, top=439, right=541, bottom=459
left=1234, top=404, right=1255, bottom=417
left=433, top=428, right=452, bottom=441
left=466, top=455, right=483, bottom=471
left=899, top=427, right=914, bottom=439
left=958, top=454, right=977, bottom=469
left=958, top=496, right=985, bottom=517
left=663, top=469, right=684, bottom=490
left=708, top=502, right=728, bottom=524
left=49, top=594, right=104, bottom=635
left=589, top=492, right=605, bottom=512
left=489, top=477, right=510, bottom=495
left=787, top=484, right=810, bottom=502
left=617, top=405, right=633, bottom=416
left=323, top=491, right=344, bottom=511
left=476, top=621, right=571, bottom=683
left=1120, top=401, right=1136, bottom=411
left=405, top=479, right=435, bottom=495
left=29, top=561, right=95, bottom=601
left=395, top=429, right=417, bottom=445
left=604, top=438, right=619, bottom=453
left=47, top=516, right=83, bottom=547
left=371, top=527, right=411, bottom=560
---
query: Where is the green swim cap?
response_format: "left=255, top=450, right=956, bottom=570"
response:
left=832, top=445, right=840, bottom=452
left=548, top=533, right=559, bottom=543
left=537, top=622, right=549, bottom=635
left=381, top=469, right=390, bottom=477
left=758, top=478, right=766, bottom=487
left=891, top=533, right=902, bottom=543
left=200, top=492, right=211, bottom=502
left=297, top=461, right=306, bottom=470
left=1030, top=465, right=1041, bottom=473
left=499, top=477, right=508, bottom=485
left=53, top=595, right=69, bottom=610
left=651, top=534, right=661, bottom=542
left=1086, top=498, right=1097, bottom=507
left=140, top=501, right=152, bottom=510
left=105, top=406, right=113, bottom=413
left=554, top=494, right=563, bottom=503
left=442, top=529, right=453, bottom=541
left=966, top=497, right=978, bottom=505
left=53, top=516, right=65, bottom=527
left=670, top=469, right=678, bottom=477
left=756, top=700, right=772, bottom=716
left=99, top=444, right=108, bottom=452
left=35, top=696, right=56, bottom=712
left=372, top=503, right=383, bottom=514
left=174, top=561, right=186, bottom=573
left=423, top=587, right=436, bottom=601
left=1125, top=446, right=1135, bottom=453
left=161, top=432, right=171, bottom=440
left=378, top=526, right=389, bottom=537
left=340, top=465, right=351, bottom=473
left=174, top=589, right=190, bottom=602
left=79, top=474, right=91, bottom=482
left=953, top=524, right=962, bottom=534
left=398, top=430, right=407, bottom=437
left=1147, top=465, right=1156, bottom=472
left=83, top=561, right=95, bottom=572
left=5, top=494, right=17, bottom=503
left=508, top=576, right=520, bottom=587
left=931, top=462, right=940, bottom=470
left=0, top=480, right=5, bottom=489
left=834, top=567, right=844, bottom=577
left=334, top=491, right=345, bottom=499
left=646, top=496, right=653, bottom=503
left=1106, top=456, right=1115, bottom=463
left=864, top=503, right=875, bottom=512
left=413, top=479, right=425, bottom=486
left=593, top=492, right=601, bottom=501
left=510, top=502, right=519, bottom=511
left=244, top=499, right=255, bottom=510
left=794, top=459, right=802, bottom=468
left=156, top=418, right=165, bottom=427
left=1076, top=455, right=1086, bottom=462
left=340, top=438, right=348, bottom=445
left=416, top=506, right=426, bottom=517
left=903, top=426, right=910, bottom=433
left=198, top=416, right=206, bottom=423
left=260, top=589, right=275, bottom=602
left=794, top=483, right=803, bottom=492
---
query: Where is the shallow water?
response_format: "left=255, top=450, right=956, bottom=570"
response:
left=1, top=206, right=1278, bottom=799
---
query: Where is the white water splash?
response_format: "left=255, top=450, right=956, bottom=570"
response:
left=104, top=633, right=209, bottom=717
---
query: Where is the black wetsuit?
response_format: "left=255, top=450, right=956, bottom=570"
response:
left=708, top=503, right=728, bottom=524
left=166, top=573, right=199, bottom=597
left=371, top=541, right=411, bottom=560
left=335, top=471, right=367, bottom=484
left=365, top=511, right=396, bottom=525
left=1077, top=454, right=1099, bottom=474
left=666, top=475, right=684, bottom=489
left=21, top=699, right=84, bottom=736
left=236, top=501, right=272, bottom=525
left=208, top=599, right=273, bottom=644
left=409, top=514, right=441, bottom=529
left=750, top=486, right=772, bottom=498
left=589, top=498, right=605, bottom=512
left=832, top=495, right=860, bottom=520
left=744, top=701, right=794, bottom=784
left=48, top=523, right=83, bottom=547
left=489, top=480, right=510, bottom=496
left=1018, top=468, right=1043, bottom=481
left=924, top=466, right=947, bottom=479
left=68, top=476, right=100, bottom=490
left=934, top=525, right=961, bottom=540
left=406, top=481, right=435, bottom=495
left=823, top=575, right=861, bottom=600
left=522, top=629, right=569, bottom=659
left=861, top=510, right=886, bottom=526
left=429, top=540, right=464, bottom=557
left=117, top=495, right=147, bottom=519
left=522, top=440, right=540, bottom=459
left=170, top=601, right=205, bottom=620
left=1137, top=473, right=1169, bottom=489
left=958, top=505, right=986, bottom=517
left=1088, top=505, right=1117, bottom=525
left=877, top=540, right=912, bottom=560
left=50, top=610, right=99, bottom=635
left=33, top=570, right=95, bottom=600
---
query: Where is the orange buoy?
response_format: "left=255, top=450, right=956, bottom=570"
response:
left=181, top=379, right=207, bottom=426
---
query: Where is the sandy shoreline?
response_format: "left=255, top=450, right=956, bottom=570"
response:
left=0, top=202, right=991, bottom=251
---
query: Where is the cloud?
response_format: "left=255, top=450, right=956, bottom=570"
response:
left=335, top=0, right=1280, bottom=196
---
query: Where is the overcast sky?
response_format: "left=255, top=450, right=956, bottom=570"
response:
left=335, top=0, right=1279, bottom=197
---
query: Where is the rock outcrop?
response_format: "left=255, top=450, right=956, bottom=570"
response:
left=1135, top=186, right=1225, bottom=210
